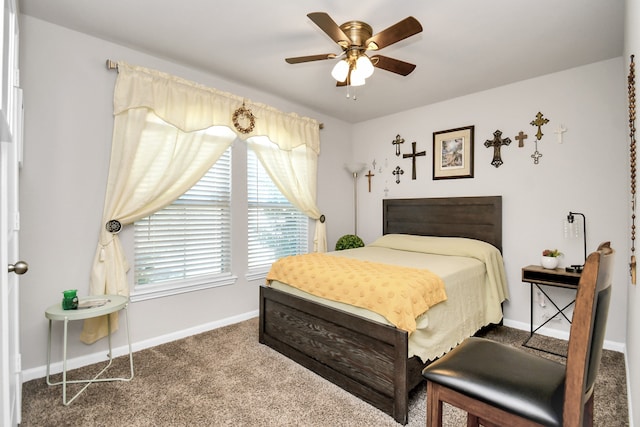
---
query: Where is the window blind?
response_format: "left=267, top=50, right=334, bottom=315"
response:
left=247, top=149, right=308, bottom=272
left=134, top=148, right=232, bottom=286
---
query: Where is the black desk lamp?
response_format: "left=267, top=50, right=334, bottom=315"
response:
left=565, top=211, right=586, bottom=273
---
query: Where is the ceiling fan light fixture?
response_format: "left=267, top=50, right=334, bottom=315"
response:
left=331, top=59, right=349, bottom=82
left=355, top=55, right=374, bottom=78
left=349, top=69, right=366, bottom=86
left=287, top=13, right=422, bottom=90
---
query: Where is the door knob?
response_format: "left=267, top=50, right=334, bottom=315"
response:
left=8, top=261, right=28, bottom=275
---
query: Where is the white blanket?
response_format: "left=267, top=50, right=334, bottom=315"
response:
left=270, top=234, right=509, bottom=362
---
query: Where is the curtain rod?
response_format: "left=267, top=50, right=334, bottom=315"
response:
left=106, top=59, right=118, bottom=71
left=105, top=59, right=323, bottom=130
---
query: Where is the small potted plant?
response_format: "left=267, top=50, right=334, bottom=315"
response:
left=541, top=248, right=562, bottom=269
left=335, top=234, right=365, bottom=251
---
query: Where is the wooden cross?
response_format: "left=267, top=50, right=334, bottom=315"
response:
left=554, top=125, right=567, bottom=143
left=402, top=141, right=426, bottom=180
left=365, top=169, right=375, bottom=192
left=392, top=166, right=404, bottom=184
left=392, top=134, right=405, bottom=157
left=484, top=129, right=512, bottom=168
left=530, top=112, right=549, bottom=140
left=515, top=131, right=528, bottom=147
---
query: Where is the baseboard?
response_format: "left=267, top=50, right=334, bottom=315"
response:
left=24, top=312, right=627, bottom=382
left=22, top=310, right=259, bottom=383
left=502, top=319, right=626, bottom=353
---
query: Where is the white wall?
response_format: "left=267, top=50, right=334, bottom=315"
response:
left=18, top=15, right=354, bottom=375
left=625, top=0, right=639, bottom=425
left=352, top=58, right=628, bottom=347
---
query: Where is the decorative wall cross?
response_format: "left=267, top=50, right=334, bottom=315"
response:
left=392, top=166, right=404, bottom=183
left=531, top=143, right=543, bottom=164
left=554, top=124, right=567, bottom=143
left=372, top=158, right=384, bottom=173
left=402, top=141, right=426, bottom=180
left=392, top=134, right=405, bottom=156
left=530, top=112, right=549, bottom=140
left=484, top=130, right=511, bottom=168
left=515, top=131, right=528, bottom=147
left=365, top=169, right=375, bottom=192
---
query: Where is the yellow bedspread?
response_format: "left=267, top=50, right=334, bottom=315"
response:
left=266, top=253, right=447, bottom=333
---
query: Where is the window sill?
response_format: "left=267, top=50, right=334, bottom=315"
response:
left=245, top=268, right=271, bottom=282
left=130, top=273, right=238, bottom=302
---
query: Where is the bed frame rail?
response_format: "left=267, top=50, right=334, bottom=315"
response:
left=259, top=286, right=423, bottom=424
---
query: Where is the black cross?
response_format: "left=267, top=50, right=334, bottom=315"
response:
left=402, top=141, right=426, bottom=180
left=392, top=166, right=404, bottom=184
left=484, top=130, right=511, bottom=168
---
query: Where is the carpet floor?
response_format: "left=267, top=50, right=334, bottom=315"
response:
left=21, top=318, right=629, bottom=426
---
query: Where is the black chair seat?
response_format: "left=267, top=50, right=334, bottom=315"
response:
left=423, top=337, right=566, bottom=426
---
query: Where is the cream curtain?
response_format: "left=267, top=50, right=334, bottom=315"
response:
left=82, top=62, right=323, bottom=343
left=247, top=136, right=326, bottom=252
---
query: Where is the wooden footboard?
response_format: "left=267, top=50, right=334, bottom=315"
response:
left=259, top=285, right=425, bottom=425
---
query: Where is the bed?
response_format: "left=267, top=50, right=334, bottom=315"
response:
left=258, top=196, right=505, bottom=424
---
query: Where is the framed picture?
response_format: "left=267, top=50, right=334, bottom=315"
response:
left=433, top=125, right=474, bottom=180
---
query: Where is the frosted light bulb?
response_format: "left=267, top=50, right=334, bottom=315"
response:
left=331, top=60, right=349, bottom=82
left=356, top=55, right=374, bottom=78
left=350, top=70, right=366, bottom=86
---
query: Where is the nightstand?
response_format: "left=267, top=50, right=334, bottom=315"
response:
left=521, top=265, right=581, bottom=357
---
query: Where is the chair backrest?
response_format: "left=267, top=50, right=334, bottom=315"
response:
left=563, top=241, right=614, bottom=426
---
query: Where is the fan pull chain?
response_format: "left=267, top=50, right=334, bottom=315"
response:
left=630, top=58, right=636, bottom=283
left=346, top=85, right=358, bottom=101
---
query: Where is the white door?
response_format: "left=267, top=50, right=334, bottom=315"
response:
left=1, top=1, right=22, bottom=424
left=0, top=119, right=25, bottom=427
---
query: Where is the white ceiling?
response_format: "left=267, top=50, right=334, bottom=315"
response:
left=19, top=0, right=625, bottom=123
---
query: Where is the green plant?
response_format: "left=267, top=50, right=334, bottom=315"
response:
left=542, top=248, right=562, bottom=257
left=335, top=234, right=364, bottom=251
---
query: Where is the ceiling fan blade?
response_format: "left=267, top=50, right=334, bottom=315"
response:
left=307, top=12, right=351, bottom=48
left=365, top=16, right=423, bottom=50
left=371, top=55, right=417, bottom=76
left=285, top=53, right=337, bottom=64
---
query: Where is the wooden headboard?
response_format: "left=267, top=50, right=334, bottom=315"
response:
left=382, top=196, right=503, bottom=252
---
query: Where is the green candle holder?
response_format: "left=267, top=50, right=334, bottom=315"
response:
left=62, top=289, right=78, bottom=310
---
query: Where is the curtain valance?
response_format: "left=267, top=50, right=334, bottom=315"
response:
left=114, top=62, right=321, bottom=154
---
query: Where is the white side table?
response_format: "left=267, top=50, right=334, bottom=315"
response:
left=45, top=295, right=134, bottom=405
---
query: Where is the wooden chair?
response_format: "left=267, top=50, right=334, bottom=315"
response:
left=422, top=242, right=614, bottom=427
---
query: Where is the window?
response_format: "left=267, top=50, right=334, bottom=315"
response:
left=133, top=147, right=233, bottom=297
left=247, top=148, right=308, bottom=276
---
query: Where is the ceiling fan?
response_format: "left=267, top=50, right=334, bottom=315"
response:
left=285, top=12, right=423, bottom=87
